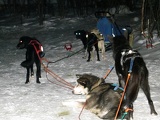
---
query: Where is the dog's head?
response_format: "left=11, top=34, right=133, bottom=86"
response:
left=91, top=29, right=104, bottom=40
left=72, top=74, right=104, bottom=95
left=17, top=36, right=33, bottom=49
left=74, top=30, right=89, bottom=49
left=17, top=36, right=45, bottom=58
left=74, top=30, right=87, bottom=39
left=108, top=35, right=131, bottom=52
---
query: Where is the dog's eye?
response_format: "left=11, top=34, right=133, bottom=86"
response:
left=19, top=40, right=23, bottom=43
left=78, top=33, right=81, bottom=35
left=79, top=81, right=86, bottom=86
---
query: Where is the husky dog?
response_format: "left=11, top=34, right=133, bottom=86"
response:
left=63, top=74, right=123, bottom=119
left=17, top=36, right=45, bottom=84
left=108, top=35, right=157, bottom=120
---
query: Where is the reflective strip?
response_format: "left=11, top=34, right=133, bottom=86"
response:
left=41, top=46, right=43, bottom=52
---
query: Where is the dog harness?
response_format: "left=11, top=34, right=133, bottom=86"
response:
left=120, top=49, right=141, bottom=70
left=111, top=83, right=124, bottom=91
left=29, top=40, right=45, bottom=58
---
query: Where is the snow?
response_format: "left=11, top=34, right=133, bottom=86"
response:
left=0, top=11, right=160, bottom=120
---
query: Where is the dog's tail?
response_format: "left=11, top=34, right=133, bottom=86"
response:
left=20, top=51, right=35, bottom=68
left=21, top=60, right=35, bottom=68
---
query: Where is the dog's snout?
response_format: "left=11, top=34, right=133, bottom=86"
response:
left=16, top=44, right=20, bottom=49
left=16, top=42, right=25, bottom=49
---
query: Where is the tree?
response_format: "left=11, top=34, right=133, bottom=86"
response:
left=141, top=0, right=160, bottom=36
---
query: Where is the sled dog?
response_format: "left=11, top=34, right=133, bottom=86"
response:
left=17, top=36, right=45, bottom=84
left=63, top=74, right=123, bottom=119
left=74, top=29, right=106, bottom=61
left=108, top=35, right=157, bottom=120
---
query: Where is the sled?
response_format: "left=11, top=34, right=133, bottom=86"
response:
left=95, top=11, right=133, bottom=51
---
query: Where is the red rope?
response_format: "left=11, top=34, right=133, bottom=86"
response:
left=78, top=101, right=87, bottom=120
left=41, top=62, right=74, bottom=89
left=30, top=40, right=74, bottom=90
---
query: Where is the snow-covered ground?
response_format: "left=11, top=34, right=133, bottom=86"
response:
left=0, top=11, right=160, bottom=120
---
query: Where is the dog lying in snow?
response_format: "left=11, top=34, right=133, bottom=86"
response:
left=16, top=36, right=45, bottom=84
left=74, top=29, right=105, bottom=61
left=108, top=35, right=158, bottom=120
left=63, top=74, right=124, bottom=119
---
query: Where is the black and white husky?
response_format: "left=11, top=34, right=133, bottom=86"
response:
left=63, top=74, right=123, bottom=119
left=108, top=35, right=157, bottom=120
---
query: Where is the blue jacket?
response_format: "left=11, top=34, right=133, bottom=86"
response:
left=97, top=17, right=124, bottom=43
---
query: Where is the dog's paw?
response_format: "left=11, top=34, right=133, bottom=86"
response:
left=62, top=99, right=86, bottom=108
left=31, top=72, right=34, bottom=77
left=36, top=81, right=41, bottom=84
left=25, top=81, right=30, bottom=84
left=87, top=60, right=90, bottom=62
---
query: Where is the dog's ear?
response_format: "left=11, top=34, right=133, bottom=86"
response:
left=76, top=74, right=83, bottom=78
left=107, top=35, right=113, bottom=43
left=77, top=78, right=88, bottom=87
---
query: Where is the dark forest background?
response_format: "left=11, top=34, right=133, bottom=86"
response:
left=0, top=0, right=160, bottom=36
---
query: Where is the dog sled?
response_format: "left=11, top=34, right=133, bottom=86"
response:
left=95, top=11, right=133, bottom=50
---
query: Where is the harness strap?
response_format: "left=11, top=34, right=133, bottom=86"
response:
left=121, top=108, right=133, bottom=120
left=86, top=33, right=98, bottom=47
left=128, top=57, right=134, bottom=73
left=29, top=40, right=44, bottom=60
left=111, top=83, right=124, bottom=91
left=120, top=49, right=141, bottom=70
left=97, top=38, right=104, bottom=41
left=114, top=57, right=135, bottom=120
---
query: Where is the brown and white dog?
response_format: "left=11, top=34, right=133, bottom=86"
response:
left=91, top=28, right=106, bottom=60
left=63, top=74, right=123, bottom=119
